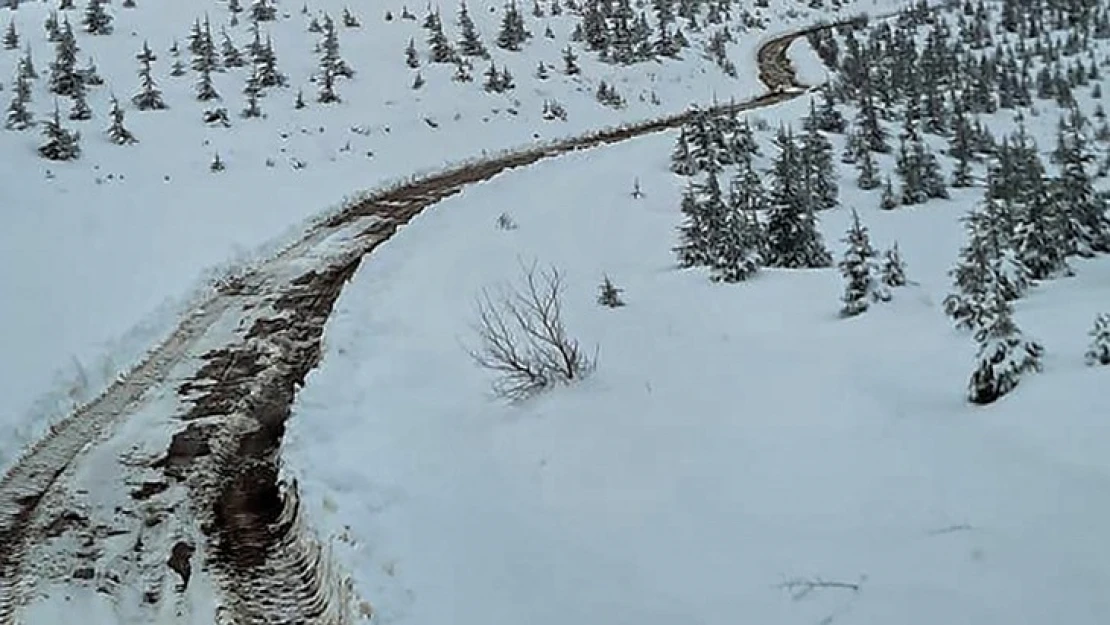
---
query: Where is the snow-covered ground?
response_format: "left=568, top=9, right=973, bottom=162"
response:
left=284, top=92, right=1110, bottom=624
left=0, top=0, right=907, bottom=474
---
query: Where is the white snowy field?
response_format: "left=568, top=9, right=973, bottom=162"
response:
left=0, top=0, right=907, bottom=474
left=284, top=95, right=1110, bottom=625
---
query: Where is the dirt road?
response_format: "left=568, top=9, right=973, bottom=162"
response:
left=0, top=23, right=834, bottom=625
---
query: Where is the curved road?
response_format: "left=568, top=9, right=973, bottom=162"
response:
left=0, top=22, right=843, bottom=625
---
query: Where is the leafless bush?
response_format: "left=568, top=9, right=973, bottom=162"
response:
left=468, top=262, right=594, bottom=400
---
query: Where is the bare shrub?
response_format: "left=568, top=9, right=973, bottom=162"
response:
left=468, top=262, right=593, bottom=400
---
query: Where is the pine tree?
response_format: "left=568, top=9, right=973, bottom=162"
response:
left=254, top=34, right=286, bottom=87
left=1013, top=185, right=1070, bottom=280
left=856, top=147, right=879, bottom=190
left=426, top=10, right=456, bottom=63
left=68, top=77, right=92, bottom=120
left=944, top=198, right=1029, bottom=330
left=496, top=1, right=530, bottom=51
left=250, top=0, right=277, bottom=22
left=319, top=15, right=354, bottom=78
left=105, top=94, right=136, bottom=144
left=857, top=91, right=889, bottom=152
left=838, top=209, right=887, bottom=316
left=967, top=291, right=1043, bottom=405
left=674, top=181, right=715, bottom=268
left=405, top=37, right=421, bottom=68
left=597, top=275, right=626, bottom=307
left=880, top=243, right=907, bottom=288
left=82, top=0, right=113, bottom=35
left=132, top=41, right=167, bottom=110
left=799, top=117, right=838, bottom=210
left=196, top=64, right=220, bottom=100
left=243, top=66, right=264, bottom=115
left=670, top=126, right=697, bottom=175
left=3, top=21, right=18, bottom=50
left=1085, top=313, right=1110, bottom=366
left=191, top=17, right=220, bottom=73
left=562, top=45, right=580, bottom=75
left=764, top=130, right=832, bottom=268
left=949, top=109, right=975, bottom=187
left=4, top=70, right=33, bottom=130
left=20, top=45, right=39, bottom=80
left=49, top=20, right=82, bottom=97
left=1055, top=108, right=1110, bottom=255
left=457, top=1, right=489, bottom=57
left=38, top=101, right=81, bottom=160
left=221, top=29, right=245, bottom=67
left=880, top=176, right=898, bottom=210
left=342, top=7, right=360, bottom=27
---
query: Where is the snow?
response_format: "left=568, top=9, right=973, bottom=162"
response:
left=285, top=103, right=1110, bottom=624
left=0, top=0, right=903, bottom=475
left=786, top=36, right=829, bottom=87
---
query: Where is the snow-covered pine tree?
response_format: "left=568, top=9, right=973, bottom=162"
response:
left=880, top=242, right=907, bottom=288
left=196, top=64, right=220, bottom=100
left=670, top=125, right=697, bottom=175
left=320, top=15, right=354, bottom=77
left=405, top=38, right=420, bottom=67
left=105, top=94, right=136, bottom=144
left=1013, top=180, right=1071, bottom=280
left=250, top=0, right=277, bottom=22
left=562, top=45, right=580, bottom=74
left=221, top=29, right=244, bottom=67
left=68, top=76, right=92, bottom=120
left=82, top=0, right=112, bottom=35
left=132, top=41, right=167, bottom=110
left=880, top=175, right=898, bottom=210
left=856, top=91, right=889, bottom=152
left=764, top=129, right=832, bottom=268
left=944, top=197, right=1030, bottom=330
left=3, top=20, right=18, bottom=50
left=856, top=146, right=879, bottom=190
left=191, top=17, right=220, bottom=73
left=1054, top=107, right=1110, bottom=255
left=80, top=56, right=104, bottom=85
left=597, top=275, right=626, bottom=307
left=496, top=1, right=530, bottom=51
left=1085, top=312, right=1110, bottom=366
left=342, top=7, right=360, bottom=27
left=243, top=65, right=264, bottom=115
left=799, top=114, right=838, bottom=210
left=838, top=209, right=887, bottom=316
left=949, top=108, right=975, bottom=187
left=967, top=290, right=1042, bottom=405
left=426, top=13, right=456, bottom=64
left=49, top=20, right=82, bottom=97
left=674, top=181, right=714, bottom=268
left=38, top=101, right=81, bottom=160
left=253, top=34, right=286, bottom=87
left=315, top=55, right=338, bottom=103
left=711, top=200, right=762, bottom=283
left=457, top=1, right=489, bottom=57
left=815, top=88, right=846, bottom=133
left=4, top=70, right=33, bottom=130
left=20, top=45, right=39, bottom=80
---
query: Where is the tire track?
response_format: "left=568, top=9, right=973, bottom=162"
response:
left=0, top=22, right=850, bottom=624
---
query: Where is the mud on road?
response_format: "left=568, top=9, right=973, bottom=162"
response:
left=0, top=22, right=846, bottom=625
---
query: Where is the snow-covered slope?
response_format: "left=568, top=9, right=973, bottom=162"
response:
left=284, top=67, right=1110, bottom=625
left=0, top=0, right=900, bottom=474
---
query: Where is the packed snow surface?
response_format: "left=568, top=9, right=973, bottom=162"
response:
left=285, top=98, right=1110, bottom=625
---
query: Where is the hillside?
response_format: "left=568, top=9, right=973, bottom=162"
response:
left=2, top=0, right=1109, bottom=623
